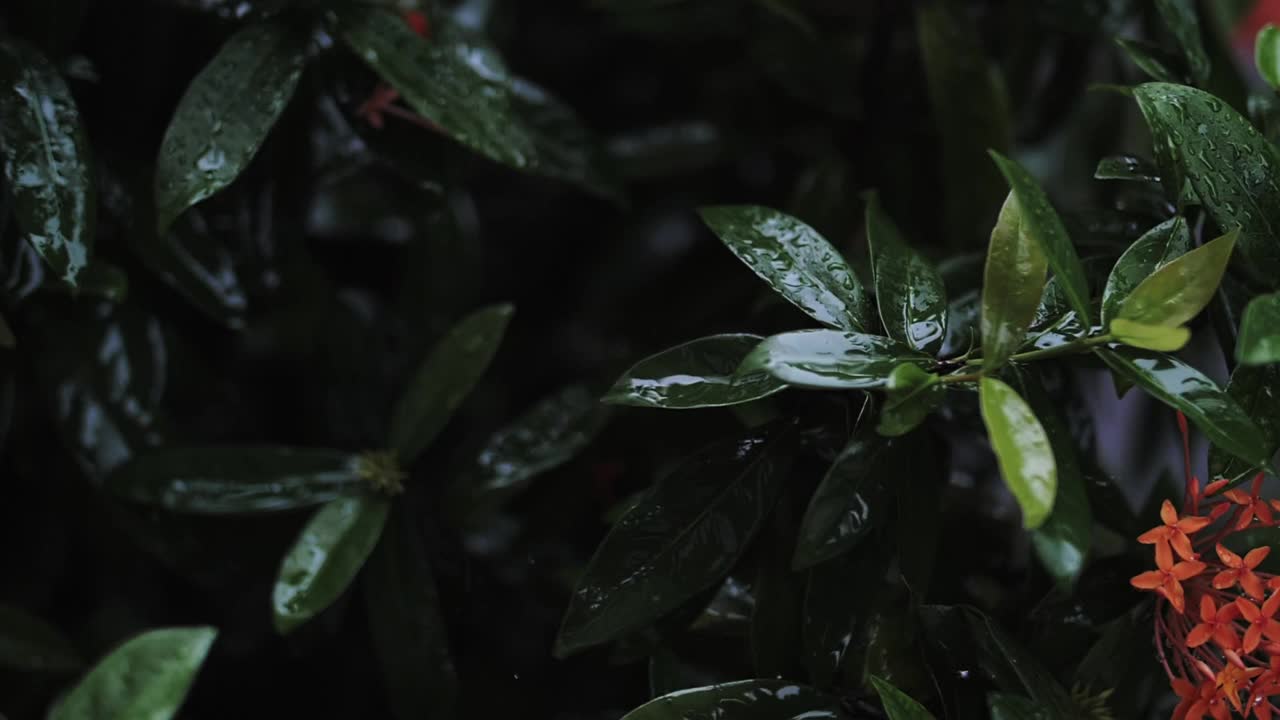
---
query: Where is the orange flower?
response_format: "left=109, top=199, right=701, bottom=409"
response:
left=1215, top=544, right=1272, bottom=600
left=1187, top=596, right=1242, bottom=650
left=1225, top=475, right=1274, bottom=530
left=1236, top=592, right=1280, bottom=654
left=1140, top=500, right=1211, bottom=567
left=1249, top=659, right=1280, bottom=720
left=1218, top=664, right=1264, bottom=715
left=1131, top=550, right=1207, bottom=614
left=1173, top=676, right=1231, bottom=720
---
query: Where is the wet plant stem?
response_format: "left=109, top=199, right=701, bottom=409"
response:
left=960, top=333, right=1114, bottom=368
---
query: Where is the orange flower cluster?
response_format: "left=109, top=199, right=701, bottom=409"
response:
left=1132, top=417, right=1280, bottom=719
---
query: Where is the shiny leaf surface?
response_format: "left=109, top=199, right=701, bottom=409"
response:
left=981, top=193, right=1047, bottom=371
left=793, top=434, right=893, bottom=569
left=1116, top=228, right=1235, bottom=327
left=870, top=675, right=936, bottom=720
left=1258, top=24, right=1280, bottom=92
left=1093, top=154, right=1160, bottom=182
left=979, top=377, right=1057, bottom=529
left=1210, top=364, right=1280, bottom=479
left=272, top=495, right=390, bottom=634
left=1239, top=292, right=1280, bottom=365
left=618, top=680, right=842, bottom=720
left=1109, top=319, right=1190, bottom=352
left=877, top=363, right=944, bottom=437
left=1101, top=217, right=1191, bottom=326
left=604, top=334, right=787, bottom=409
left=865, top=191, right=947, bottom=354
left=739, top=330, right=930, bottom=390
left=801, top=545, right=881, bottom=688
left=700, top=206, right=867, bottom=331
left=0, top=605, right=81, bottom=672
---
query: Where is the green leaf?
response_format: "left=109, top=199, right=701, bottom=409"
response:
left=1114, top=37, right=1181, bottom=83
left=338, top=6, right=535, bottom=170
left=802, top=547, right=882, bottom=688
left=505, top=74, right=621, bottom=200
left=1093, top=154, right=1161, bottom=183
left=865, top=191, right=947, bottom=354
left=1210, top=365, right=1280, bottom=480
left=272, top=495, right=391, bottom=634
left=870, top=675, right=936, bottom=720
left=989, top=152, right=1090, bottom=325
left=699, top=205, right=867, bottom=331
left=1239, top=292, right=1280, bottom=364
left=50, top=627, right=215, bottom=720
left=877, top=363, right=944, bottom=437
left=987, top=694, right=1050, bottom=720
left=793, top=434, right=893, bottom=569
left=0, top=38, right=95, bottom=285
left=981, top=192, right=1048, bottom=371
left=154, top=22, right=307, bottom=233
left=1116, top=228, right=1236, bottom=327
left=105, top=446, right=365, bottom=514
left=979, top=377, right=1057, bottom=529
left=750, top=496, right=804, bottom=680
left=739, top=330, right=930, bottom=390
left=1101, top=216, right=1192, bottom=326
left=1155, top=0, right=1210, bottom=85
left=1110, top=319, right=1190, bottom=351
left=0, top=605, right=81, bottom=672
left=388, top=303, right=512, bottom=463
left=618, top=680, right=842, bottom=720
left=1258, top=24, right=1280, bottom=92
left=1134, top=83, right=1280, bottom=285
left=555, top=427, right=792, bottom=656
left=364, top=509, right=457, bottom=720
left=1096, top=347, right=1274, bottom=472
left=604, top=334, right=787, bottom=409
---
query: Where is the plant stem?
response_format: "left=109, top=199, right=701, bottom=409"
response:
left=961, top=333, right=1113, bottom=368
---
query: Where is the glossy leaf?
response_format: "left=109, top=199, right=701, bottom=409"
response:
left=1209, top=364, right=1280, bottom=480
left=1109, top=319, right=1190, bottom=352
left=338, top=6, right=535, bottom=170
left=50, top=627, right=215, bottom=720
left=802, top=548, right=880, bottom=688
left=106, top=446, right=365, bottom=514
left=618, top=680, right=842, bottom=720
left=981, top=193, right=1047, bottom=371
left=388, top=303, right=512, bottom=463
left=0, top=38, right=95, bottom=285
left=1155, top=0, right=1210, bottom=85
left=1239, top=292, right=1280, bottom=364
left=877, top=363, right=944, bottom=437
left=154, top=22, right=307, bottom=233
left=793, top=434, right=893, bottom=569
left=739, top=330, right=930, bottom=390
left=272, top=495, right=391, bottom=634
left=555, top=428, right=792, bottom=656
left=979, top=377, right=1057, bottom=529
left=1258, top=24, right=1280, bottom=92
left=700, top=206, right=867, bottom=331
left=1093, top=154, right=1160, bottom=183
left=1134, top=83, right=1280, bottom=285
left=604, top=334, right=786, bottom=409
left=1100, top=216, right=1191, bottom=326
left=505, top=73, right=620, bottom=200
left=989, top=152, right=1090, bottom=325
left=1114, top=37, right=1180, bottom=83
left=0, top=605, right=81, bottom=672
left=865, top=191, right=947, bottom=354
left=870, top=675, right=936, bottom=720
left=1096, top=348, right=1274, bottom=472
left=1116, top=228, right=1236, bottom=327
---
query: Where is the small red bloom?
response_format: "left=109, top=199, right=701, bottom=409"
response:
left=1225, top=475, right=1274, bottom=530
left=1215, top=544, right=1273, bottom=600
left=1174, top=676, right=1232, bottom=720
left=1236, top=592, right=1280, bottom=654
left=1250, top=659, right=1280, bottom=720
left=1131, top=550, right=1207, bottom=614
left=1187, top=595, right=1242, bottom=650
left=1140, top=499, right=1212, bottom=567
left=402, top=9, right=430, bottom=38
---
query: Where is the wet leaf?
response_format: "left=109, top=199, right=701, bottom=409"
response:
left=106, top=446, right=366, bottom=514
left=1109, top=319, right=1190, bottom=352
left=604, top=334, right=787, bottom=409
left=388, top=303, right=512, bottom=463
left=272, top=495, right=391, bottom=634
left=1116, top=228, right=1235, bottom=328
left=802, top=545, right=881, bottom=688
left=1114, top=37, right=1181, bottom=83
left=338, top=6, right=535, bottom=170
left=505, top=74, right=620, bottom=200
left=0, top=605, right=81, bottom=672
left=1096, top=347, right=1274, bottom=472
left=793, top=434, right=893, bottom=569
left=989, top=152, right=1089, bottom=325
left=1209, top=364, right=1280, bottom=479
left=1133, top=83, right=1280, bottom=285
left=865, top=191, right=947, bottom=354
left=1239, top=292, right=1280, bottom=365
left=1100, top=216, right=1192, bottom=326
left=739, top=330, right=930, bottom=390
left=877, top=363, right=944, bottom=437
left=618, top=679, right=842, bottom=720
left=0, top=38, right=94, bottom=285
left=1258, top=24, right=1280, bottom=92
left=50, top=627, right=216, bottom=720
left=555, top=427, right=793, bottom=656
left=699, top=205, right=867, bottom=331
left=870, top=675, right=935, bottom=719
left=1155, top=0, right=1210, bottom=85
left=979, top=377, right=1057, bottom=529
left=154, top=22, right=307, bottom=233
left=1093, top=154, right=1160, bottom=183
left=981, top=193, right=1048, bottom=372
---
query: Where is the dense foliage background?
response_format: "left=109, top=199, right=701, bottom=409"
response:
left=4, top=0, right=1280, bottom=718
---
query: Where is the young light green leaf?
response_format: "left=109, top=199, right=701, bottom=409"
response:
left=870, top=675, right=936, bottom=720
left=1116, top=228, right=1236, bottom=327
left=388, top=304, right=513, bottom=463
left=1258, top=24, right=1280, bottom=91
left=618, top=680, right=841, bottom=720
left=981, top=193, right=1048, bottom=372
left=1110, top=319, right=1191, bottom=352
left=877, top=363, right=944, bottom=437
left=1114, top=37, right=1181, bottom=83
left=1155, top=0, right=1210, bottom=85
left=1093, top=154, right=1161, bottom=183
left=1134, top=83, right=1280, bottom=285
left=865, top=191, right=947, bottom=354
left=1101, top=217, right=1192, bottom=325
left=50, top=627, right=216, bottom=720
left=1239, top=292, right=1280, bottom=365
left=1211, top=365, right=1280, bottom=480
left=604, top=334, right=787, bottom=409
left=1096, top=348, right=1274, bottom=472
left=272, top=495, right=391, bottom=634
left=0, top=605, right=81, bottom=672
left=154, top=22, right=307, bottom=233
left=699, top=206, right=867, bottom=331
left=989, top=152, right=1090, bottom=325
left=793, top=434, right=893, bottom=569
left=979, top=377, right=1057, bottom=529
left=739, top=330, right=931, bottom=390
left=0, top=38, right=95, bottom=285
